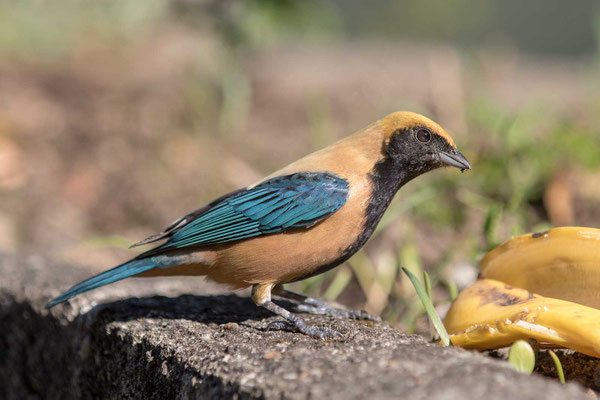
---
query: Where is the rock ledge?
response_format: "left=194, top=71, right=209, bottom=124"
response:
left=0, top=255, right=589, bottom=399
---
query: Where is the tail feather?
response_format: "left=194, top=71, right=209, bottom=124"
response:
left=46, top=256, right=170, bottom=308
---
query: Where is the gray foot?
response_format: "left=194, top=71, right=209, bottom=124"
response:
left=266, top=320, right=341, bottom=339
left=261, top=301, right=341, bottom=339
left=274, top=287, right=380, bottom=321
left=296, top=303, right=375, bottom=320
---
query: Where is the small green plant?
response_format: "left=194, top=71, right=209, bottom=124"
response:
left=423, top=271, right=435, bottom=340
left=401, top=267, right=450, bottom=346
left=423, top=270, right=432, bottom=299
left=446, top=281, right=459, bottom=301
left=508, top=340, right=535, bottom=374
left=548, top=350, right=565, bottom=384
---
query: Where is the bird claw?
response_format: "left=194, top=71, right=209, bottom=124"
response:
left=266, top=320, right=297, bottom=332
left=301, top=325, right=341, bottom=340
left=353, top=310, right=381, bottom=322
left=272, top=288, right=381, bottom=322
left=266, top=319, right=341, bottom=339
left=296, top=302, right=380, bottom=322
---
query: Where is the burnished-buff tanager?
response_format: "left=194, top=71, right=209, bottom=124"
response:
left=47, top=111, right=470, bottom=338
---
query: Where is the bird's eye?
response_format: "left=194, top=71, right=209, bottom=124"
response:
left=416, top=128, right=431, bottom=143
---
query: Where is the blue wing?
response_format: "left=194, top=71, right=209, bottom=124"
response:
left=143, top=172, right=349, bottom=252
left=46, top=171, right=349, bottom=309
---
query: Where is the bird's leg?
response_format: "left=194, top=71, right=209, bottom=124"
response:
left=252, top=283, right=341, bottom=339
left=272, top=284, right=379, bottom=321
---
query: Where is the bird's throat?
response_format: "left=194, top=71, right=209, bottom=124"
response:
left=354, top=156, right=412, bottom=248
left=292, top=155, right=412, bottom=282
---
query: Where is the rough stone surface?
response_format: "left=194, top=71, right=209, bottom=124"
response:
left=0, top=254, right=592, bottom=399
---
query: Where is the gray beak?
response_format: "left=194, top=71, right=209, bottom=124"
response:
left=438, top=149, right=471, bottom=171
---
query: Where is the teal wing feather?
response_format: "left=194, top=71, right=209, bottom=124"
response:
left=148, top=172, right=349, bottom=252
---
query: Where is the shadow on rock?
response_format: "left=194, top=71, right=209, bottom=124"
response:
left=84, top=293, right=294, bottom=327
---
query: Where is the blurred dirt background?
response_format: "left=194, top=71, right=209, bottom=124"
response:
left=1, top=0, right=600, bottom=332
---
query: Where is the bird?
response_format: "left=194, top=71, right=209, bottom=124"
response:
left=46, top=111, right=470, bottom=338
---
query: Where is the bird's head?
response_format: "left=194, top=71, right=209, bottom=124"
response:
left=379, top=111, right=470, bottom=176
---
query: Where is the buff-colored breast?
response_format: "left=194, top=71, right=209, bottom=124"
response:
left=206, top=180, right=371, bottom=287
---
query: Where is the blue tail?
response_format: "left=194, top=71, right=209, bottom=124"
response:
left=46, top=256, right=174, bottom=308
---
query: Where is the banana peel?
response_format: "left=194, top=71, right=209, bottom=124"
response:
left=444, top=227, right=600, bottom=357
left=444, top=279, right=600, bottom=357
left=480, top=227, right=600, bottom=308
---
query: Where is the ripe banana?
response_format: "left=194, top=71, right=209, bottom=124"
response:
left=444, top=279, right=600, bottom=358
left=479, top=227, right=600, bottom=309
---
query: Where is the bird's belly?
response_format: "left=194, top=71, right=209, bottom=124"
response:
left=207, top=200, right=367, bottom=288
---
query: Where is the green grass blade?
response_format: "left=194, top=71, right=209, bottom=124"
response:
left=423, top=271, right=435, bottom=340
left=323, top=266, right=352, bottom=301
left=447, top=281, right=459, bottom=301
left=401, top=267, right=450, bottom=346
left=548, top=350, right=565, bottom=384
left=423, top=270, right=432, bottom=299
